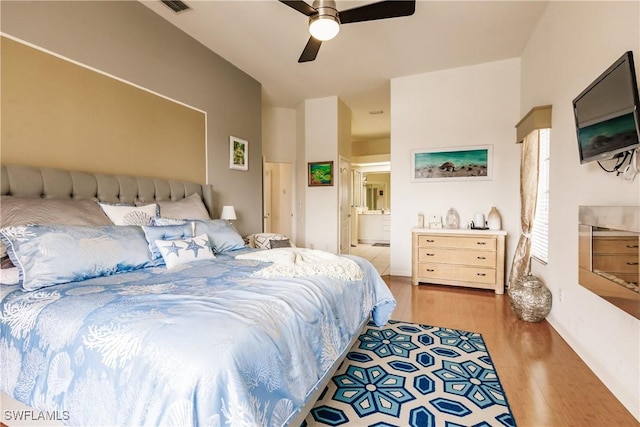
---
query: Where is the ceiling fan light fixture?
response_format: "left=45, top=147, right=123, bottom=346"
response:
left=309, top=14, right=340, bottom=41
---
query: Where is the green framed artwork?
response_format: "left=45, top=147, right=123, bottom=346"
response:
left=308, top=161, right=334, bottom=186
left=229, top=136, right=248, bottom=171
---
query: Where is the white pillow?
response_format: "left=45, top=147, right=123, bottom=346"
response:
left=155, top=234, right=215, bottom=269
left=99, top=203, right=158, bottom=226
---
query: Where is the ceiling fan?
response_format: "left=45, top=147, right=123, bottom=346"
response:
left=279, top=0, right=416, bottom=63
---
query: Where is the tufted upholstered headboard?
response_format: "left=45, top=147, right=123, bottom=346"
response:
left=0, top=164, right=214, bottom=217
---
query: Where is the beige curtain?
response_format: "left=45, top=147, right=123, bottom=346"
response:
left=508, top=130, right=540, bottom=288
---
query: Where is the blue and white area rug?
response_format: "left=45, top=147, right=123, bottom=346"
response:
left=303, top=319, right=516, bottom=427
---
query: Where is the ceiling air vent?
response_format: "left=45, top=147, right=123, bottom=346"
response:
left=161, top=0, right=191, bottom=13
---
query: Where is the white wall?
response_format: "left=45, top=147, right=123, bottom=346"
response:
left=521, top=1, right=639, bottom=418
left=304, top=97, right=340, bottom=252
left=263, top=107, right=297, bottom=237
left=295, top=104, right=307, bottom=247
left=262, top=107, right=297, bottom=163
left=390, top=58, right=522, bottom=276
left=264, top=101, right=350, bottom=250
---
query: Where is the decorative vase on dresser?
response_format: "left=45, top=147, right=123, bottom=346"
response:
left=487, top=206, right=502, bottom=230
left=411, top=228, right=507, bottom=294
left=445, top=208, right=460, bottom=229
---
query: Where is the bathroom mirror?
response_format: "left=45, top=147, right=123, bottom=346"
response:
left=365, top=182, right=388, bottom=211
left=363, top=172, right=390, bottom=211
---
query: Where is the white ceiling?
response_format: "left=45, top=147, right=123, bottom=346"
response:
left=140, top=0, right=548, bottom=139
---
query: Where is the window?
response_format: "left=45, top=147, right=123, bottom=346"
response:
left=531, top=128, right=550, bottom=263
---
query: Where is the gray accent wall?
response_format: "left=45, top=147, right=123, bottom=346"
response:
left=0, top=0, right=262, bottom=236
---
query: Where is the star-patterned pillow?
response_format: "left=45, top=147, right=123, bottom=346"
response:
left=155, top=234, right=215, bottom=269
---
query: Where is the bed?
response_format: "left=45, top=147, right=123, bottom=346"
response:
left=0, top=164, right=396, bottom=426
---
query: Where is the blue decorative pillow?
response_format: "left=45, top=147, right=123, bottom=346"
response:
left=152, top=218, right=187, bottom=226
left=155, top=234, right=215, bottom=269
left=193, top=220, right=245, bottom=253
left=0, top=224, right=160, bottom=291
left=142, top=223, right=194, bottom=260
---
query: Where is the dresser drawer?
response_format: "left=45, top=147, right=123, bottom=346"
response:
left=417, top=235, right=496, bottom=251
left=418, top=247, right=496, bottom=267
left=418, top=263, right=496, bottom=285
left=593, top=255, right=640, bottom=274
left=593, top=237, right=639, bottom=254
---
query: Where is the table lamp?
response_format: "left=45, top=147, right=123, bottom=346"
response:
left=221, top=205, right=237, bottom=223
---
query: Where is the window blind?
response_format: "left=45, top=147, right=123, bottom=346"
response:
left=531, top=128, right=550, bottom=263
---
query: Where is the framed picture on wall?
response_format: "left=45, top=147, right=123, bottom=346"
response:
left=308, top=161, right=334, bottom=186
left=411, top=145, right=493, bottom=182
left=229, top=136, right=248, bottom=171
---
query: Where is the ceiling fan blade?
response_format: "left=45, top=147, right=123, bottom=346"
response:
left=279, top=0, right=317, bottom=16
left=339, top=0, right=415, bottom=24
left=298, top=37, right=322, bottom=63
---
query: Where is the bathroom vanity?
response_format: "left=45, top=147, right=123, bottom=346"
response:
left=358, top=211, right=391, bottom=244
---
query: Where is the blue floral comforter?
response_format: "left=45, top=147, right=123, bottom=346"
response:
left=0, top=249, right=395, bottom=426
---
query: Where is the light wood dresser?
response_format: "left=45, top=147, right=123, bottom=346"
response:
left=412, top=228, right=507, bottom=294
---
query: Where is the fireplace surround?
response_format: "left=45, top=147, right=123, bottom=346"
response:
left=578, top=206, right=639, bottom=319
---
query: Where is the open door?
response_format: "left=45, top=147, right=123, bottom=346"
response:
left=263, top=166, right=272, bottom=232
left=263, top=161, right=293, bottom=237
left=339, top=157, right=351, bottom=254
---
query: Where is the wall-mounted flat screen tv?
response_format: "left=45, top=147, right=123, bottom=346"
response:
left=573, top=51, right=640, bottom=164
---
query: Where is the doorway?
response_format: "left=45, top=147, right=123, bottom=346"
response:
left=339, top=157, right=351, bottom=254
left=351, top=166, right=391, bottom=275
left=263, top=161, right=293, bottom=237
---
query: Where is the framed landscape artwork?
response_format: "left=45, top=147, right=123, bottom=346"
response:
left=308, top=161, right=334, bottom=186
left=229, top=136, right=248, bottom=171
left=411, top=145, right=493, bottom=182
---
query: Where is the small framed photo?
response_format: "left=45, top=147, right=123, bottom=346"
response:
left=229, top=136, right=248, bottom=171
left=308, top=161, right=334, bottom=186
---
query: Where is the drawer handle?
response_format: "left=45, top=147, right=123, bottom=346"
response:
left=477, top=256, right=486, bottom=260
left=476, top=242, right=486, bottom=245
left=627, top=262, right=639, bottom=266
left=626, top=244, right=639, bottom=248
left=425, top=253, right=435, bottom=257
left=477, top=273, right=487, bottom=276
left=426, top=239, right=435, bottom=243
left=426, top=269, right=435, bottom=272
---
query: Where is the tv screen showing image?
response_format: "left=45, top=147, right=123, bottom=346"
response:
left=573, top=51, right=640, bottom=164
left=577, top=111, right=638, bottom=162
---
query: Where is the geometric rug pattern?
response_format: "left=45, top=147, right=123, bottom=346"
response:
left=302, top=319, right=516, bottom=427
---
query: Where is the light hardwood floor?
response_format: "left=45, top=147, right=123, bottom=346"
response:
left=351, top=244, right=390, bottom=276
left=384, top=276, right=638, bottom=427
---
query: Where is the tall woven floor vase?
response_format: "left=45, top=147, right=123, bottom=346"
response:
left=508, top=274, right=552, bottom=322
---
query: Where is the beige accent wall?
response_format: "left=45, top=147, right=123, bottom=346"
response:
left=1, top=37, right=205, bottom=183
left=0, top=1, right=262, bottom=235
